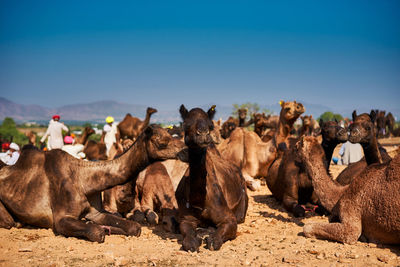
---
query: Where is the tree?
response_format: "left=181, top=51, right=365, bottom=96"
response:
left=232, top=102, right=272, bottom=121
left=318, top=111, right=343, bottom=122
left=0, top=117, right=28, bottom=146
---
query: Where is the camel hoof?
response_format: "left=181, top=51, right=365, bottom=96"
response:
left=182, top=236, right=201, bottom=252
left=247, top=180, right=261, bottom=191
left=132, top=210, right=146, bottom=223
left=205, top=235, right=223, bottom=251
left=146, top=211, right=159, bottom=225
left=127, top=221, right=141, bottom=237
left=303, top=224, right=314, bottom=238
left=293, top=205, right=306, bottom=217
left=315, top=205, right=329, bottom=216
left=87, top=226, right=106, bottom=243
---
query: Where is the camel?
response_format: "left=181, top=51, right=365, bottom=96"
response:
left=386, top=112, right=395, bottom=137
left=267, top=119, right=347, bottom=217
left=298, top=115, right=313, bottom=137
left=118, top=107, right=158, bottom=140
left=220, top=116, right=238, bottom=139
left=375, top=110, right=387, bottom=138
left=75, top=126, right=95, bottom=145
left=0, top=125, right=186, bottom=242
left=296, top=136, right=400, bottom=244
left=335, top=110, right=391, bottom=185
left=253, top=113, right=278, bottom=142
left=176, top=105, right=248, bottom=251
left=217, top=101, right=305, bottom=191
left=84, top=140, right=108, bottom=161
left=22, top=131, right=38, bottom=150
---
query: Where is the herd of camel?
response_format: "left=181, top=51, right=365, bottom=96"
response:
left=0, top=101, right=399, bottom=252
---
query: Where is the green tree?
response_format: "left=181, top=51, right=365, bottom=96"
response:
left=232, top=102, right=272, bottom=120
left=0, top=117, right=28, bottom=146
left=318, top=111, right=343, bottom=122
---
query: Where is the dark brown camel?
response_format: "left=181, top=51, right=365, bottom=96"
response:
left=118, top=107, right=158, bottom=140
left=296, top=136, right=400, bottom=245
left=335, top=110, right=391, bottom=185
left=0, top=125, right=186, bottom=242
left=84, top=140, right=108, bottom=161
left=176, top=105, right=248, bottom=252
left=386, top=112, right=395, bottom=137
left=268, top=119, right=347, bottom=217
left=253, top=113, right=278, bottom=142
left=75, top=126, right=95, bottom=145
left=220, top=116, right=238, bottom=139
left=375, top=110, right=387, bottom=138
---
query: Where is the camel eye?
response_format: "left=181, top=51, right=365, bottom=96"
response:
left=366, top=126, right=371, bottom=131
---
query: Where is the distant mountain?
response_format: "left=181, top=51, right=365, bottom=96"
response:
left=0, top=97, right=398, bottom=124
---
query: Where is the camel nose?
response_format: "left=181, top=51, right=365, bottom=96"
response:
left=196, top=121, right=210, bottom=136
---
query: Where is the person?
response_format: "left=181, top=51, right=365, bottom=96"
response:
left=61, top=135, right=86, bottom=159
left=334, top=141, right=363, bottom=165
left=102, top=116, right=120, bottom=157
left=40, top=115, right=69, bottom=150
left=0, top=142, right=20, bottom=165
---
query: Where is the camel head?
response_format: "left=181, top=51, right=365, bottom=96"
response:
left=320, top=119, right=348, bottom=143
left=301, top=115, right=312, bottom=127
left=349, top=110, right=377, bottom=144
left=180, top=104, right=216, bottom=149
left=238, top=108, right=247, bottom=120
left=220, top=117, right=237, bottom=139
left=146, top=107, right=158, bottom=116
left=295, top=136, right=325, bottom=163
left=375, top=110, right=386, bottom=137
left=279, top=100, right=305, bottom=123
left=144, top=124, right=187, bottom=161
left=84, top=126, right=95, bottom=136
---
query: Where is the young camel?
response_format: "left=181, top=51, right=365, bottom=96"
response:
left=0, top=125, right=186, bottom=242
left=176, top=105, right=248, bottom=251
left=335, top=110, right=391, bottom=186
left=296, top=136, right=400, bottom=244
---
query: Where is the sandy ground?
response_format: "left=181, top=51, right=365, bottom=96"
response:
left=0, top=139, right=399, bottom=267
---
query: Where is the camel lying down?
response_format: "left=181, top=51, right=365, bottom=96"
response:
left=296, top=136, right=400, bottom=245
left=0, top=125, right=186, bottom=242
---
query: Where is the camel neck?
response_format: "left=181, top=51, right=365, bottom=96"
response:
left=81, top=135, right=149, bottom=195
left=238, top=117, right=245, bottom=127
left=321, top=139, right=339, bottom=171
left=303, top=148, right=348, bottom=212
left=275, top=119, right=295, bottom=146
left=362, top=138, right=382, bottom=165
left=187, top=147, right=208, bottom=205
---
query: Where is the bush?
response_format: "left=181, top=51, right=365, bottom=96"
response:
left=318, top=111, right=343, bottom=122
left=0, top=117, right=28, bottom=146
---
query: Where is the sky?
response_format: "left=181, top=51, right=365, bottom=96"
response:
left=1, top=0, right=399, bottom=112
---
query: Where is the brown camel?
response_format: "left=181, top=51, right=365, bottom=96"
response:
left=22, top=131, right=38, bottom=150
left=0, top=125, right=186, bottom=242
left=75, top=126, right=95, bottom=145
left=84, top=140, right=108, bottom=160
left=296, top=136, right=400, bottom=244
left=335, top=110, right=391, bottom=185
left=268, top=119, right=347, bottom=217
left=253, top=113, right=278, bottom=142
left=118, top=107, right=158, bottom=140
left=176, top=105, right=248, bottom=251
left=218, top=101, right=305, bottom=191
left=298, top=115, right=313, bottom=137
left=386, top=112, right=395, bottom=137
left=220, top=116, right=238, bottom=139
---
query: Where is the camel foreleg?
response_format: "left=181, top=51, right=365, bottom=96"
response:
left=54, top=216, right=105, bottom=243
left=0, top=201, right=15, bottom=229
left=179, top=214, right=201, bottom=252
left=85, top=209, right=141, bottom=237
left=303, top=220, right=362, bottom=244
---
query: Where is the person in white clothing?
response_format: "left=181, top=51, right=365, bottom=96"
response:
left=0, top=142, right=20, bottom=165
left=40, top=115, right=69, bottom=150
left=62, top=135, right=85, bottom=159
left=102, top=116, right=120, bottom=157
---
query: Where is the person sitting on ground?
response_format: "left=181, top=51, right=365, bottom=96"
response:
left=0, top=142, right=20, bottom=165
left=40, top=115, right=69, bottom=150
left=61, top=136, right=86, bottom=159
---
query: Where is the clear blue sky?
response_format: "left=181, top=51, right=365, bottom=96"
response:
left=1, top=0, right=399, bottom=111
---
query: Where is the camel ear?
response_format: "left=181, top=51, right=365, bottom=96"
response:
left=179, top=105, right=189, bottom=120
left=335, top=118, right=338, bottom=123
left=310, top=115, right=313, bottom=119
left=370, top=110, right=377, bottom=123
left=352, top=110, right=357, bottom=121
left=217, top=118, right=222, bottom=126
left=319, top=118, right=324, bottom=126
left=279, top=100, right=285, bottom=107
left=208, top=105, right=216, bottom=120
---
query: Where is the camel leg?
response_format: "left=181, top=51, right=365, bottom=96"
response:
left=282, top=180, right=305, bottom=217
left=55, top=217, right=106, bottom=242
left=127, top=184, right=145, bottom=223
left=0, top=201, right=15, bottom=229
left=141, top=187, right=158, bottom=225
left=85, top=208, right=141, bottom=237
left=158, top=192, right=179, bottom=233
left=180, top=215, right=202, bottom=252
left=242, top=172, right=261, bottom=191
left=303, top=218, right=362, bottom=244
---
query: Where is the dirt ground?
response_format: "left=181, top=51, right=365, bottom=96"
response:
left=0, top=139, right=399, bottom=267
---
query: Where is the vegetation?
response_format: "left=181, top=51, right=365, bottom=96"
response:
left=318, top=111, right=344, bottom=122
left=232, top=102, right=273, bottom=121
left=0, top=117, right=28, bottom=146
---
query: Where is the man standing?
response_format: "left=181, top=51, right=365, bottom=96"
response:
left=102, top=116, right=120, bottom=157
left=40, top=115, right=69, bottom=150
